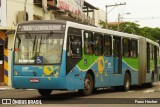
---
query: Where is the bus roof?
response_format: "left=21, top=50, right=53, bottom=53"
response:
left=17, top=20, right=159, bottom=47
left=66, top=21, right=139, bottom=39
left=146, top=38, right=159, bottom=47
left=66, top=21, right=159, bottom=46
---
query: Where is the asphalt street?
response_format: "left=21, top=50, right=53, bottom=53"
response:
left=0, top=82, right=160, bottom=107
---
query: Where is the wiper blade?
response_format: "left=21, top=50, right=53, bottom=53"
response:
left=47, top=31, right=53, bottom=39
left=26, top=32, right=32, bottom=38
left=41, top=31, right=53, bottom=43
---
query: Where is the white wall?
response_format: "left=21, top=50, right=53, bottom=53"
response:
left=86, top=8, right=106, bottom=27
left=95, top=9, right=106, bottom=27
left=0, top=0, right=7, bottom=26
left=34, top=6, right=52, bottom=20
left=7, top=0, right=34, bottom=26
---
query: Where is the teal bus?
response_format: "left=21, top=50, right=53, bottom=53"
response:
left=10, top=20, right=159, bottom=96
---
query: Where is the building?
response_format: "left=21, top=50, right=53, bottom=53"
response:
left=0, top=0, right=106, bottom=86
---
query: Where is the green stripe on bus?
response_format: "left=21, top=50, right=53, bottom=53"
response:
left=77, top=55, right=99, bottom=71
left=123, top=57, right=139, bottom=70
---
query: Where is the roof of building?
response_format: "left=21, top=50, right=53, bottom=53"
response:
left=83, top=1, right=98, bottom=10
left=108, top=22, right=124, bottom=25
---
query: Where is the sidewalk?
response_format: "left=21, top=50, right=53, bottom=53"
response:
left=0, top=86, right=13, bottom=91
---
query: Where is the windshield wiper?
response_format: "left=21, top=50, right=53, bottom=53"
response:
left=36, top=31, right=53, bottom=57
left=41, top=31, right=53, bottom=44
left=26, top=32, right=31, bottom=38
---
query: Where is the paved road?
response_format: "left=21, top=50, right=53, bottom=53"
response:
left=0, top=82, right=160, bottom=107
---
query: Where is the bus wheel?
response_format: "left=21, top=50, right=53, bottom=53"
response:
left=146, top=74, right=154, bottom=88
left=123, top=73, right=131, bottom=91
left=83, top=73, right=94, bottom=96
left=38, top=89, right=52, bottom=96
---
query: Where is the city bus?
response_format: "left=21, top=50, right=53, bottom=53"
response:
left=9, top=20, right=159, bottom=96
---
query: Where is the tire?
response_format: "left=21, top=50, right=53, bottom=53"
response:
left=82, top=73, right=94, bottom=96
left=123, top=73, right=131, bottom=91
left=38, top=89, right=52, bottom=96
left=146, top=74, right=154, bottom=88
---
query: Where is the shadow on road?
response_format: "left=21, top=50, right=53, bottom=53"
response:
left=27, top=84, right=156, bottom=100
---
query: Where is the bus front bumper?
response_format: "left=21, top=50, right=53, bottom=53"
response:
left=12, top=76, right=66, bottom=89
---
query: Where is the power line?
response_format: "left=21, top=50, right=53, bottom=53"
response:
left=123, top=17, right=160, bottom=20
left=106, top=2, right=126, bottom=28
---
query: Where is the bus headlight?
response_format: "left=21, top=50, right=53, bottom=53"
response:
left=14, top=71, right=20, bottom=76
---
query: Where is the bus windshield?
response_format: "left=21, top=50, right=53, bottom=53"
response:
left=14, top=32, right=64, bottom=64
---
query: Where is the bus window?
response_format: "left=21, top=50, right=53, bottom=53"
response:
left=103, top=35, right=112, bottom=56
left=150, top=45, right=154, bottom=60
left=84, top=32, right=94, bottom=54
left=69, top=35, right=82, bottom=58
left=14, top=33, right=64, bottom=64
left=147, top=42, right=150, bottom=73
left=131, top=40, right=138, bottom=57
left=67, top=27, right=82, bottom=58
left=66, top=27, right=82, bottom=73
left=123, top=38, right=131, bottom=57
left=154, top=46, right=158, bottom=73
left=94, top=33, right=103, bottom=55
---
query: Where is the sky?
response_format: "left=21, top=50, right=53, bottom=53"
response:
left=86, top=0, right=160, bottom=28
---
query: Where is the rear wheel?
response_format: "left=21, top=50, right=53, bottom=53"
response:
left=80, top=73, right=93, bottom=96
left=145, top=74, right=154, bottom=88
left=38, top=89, right=52, bottom=96
left=123, top=73, right=131, bottom=91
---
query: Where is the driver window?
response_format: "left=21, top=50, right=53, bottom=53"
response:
left=67, top=27, right=82, bottom=58
left=69, top=35, right=82, bottom=57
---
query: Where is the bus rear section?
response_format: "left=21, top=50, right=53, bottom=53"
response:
left=12, top=21, right=68, bottom=95
left=139, top=37, right=159, bottom=85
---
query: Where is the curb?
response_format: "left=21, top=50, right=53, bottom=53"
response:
left=0, top=86, right=13, bottom=91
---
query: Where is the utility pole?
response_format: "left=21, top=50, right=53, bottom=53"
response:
left=118, top=12, right=131, bottom=31
left=106, top=2, right=126, bottom=29
left=42, top=0, right=49, bottom=20
left=117, top=13, right=121, bottom=31
left=24, top=0, right=27, bottom=21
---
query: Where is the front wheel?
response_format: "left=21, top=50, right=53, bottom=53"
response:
left=81, top=73, right=94, bottom=96
left=38, top=89, right=52, bottom=96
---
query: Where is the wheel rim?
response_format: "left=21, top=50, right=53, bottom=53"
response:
left=85, top=79, right=91, bottom=91
left=125, top=74, right=130, bottom=90
left=126, top=78, right=130, bottom=89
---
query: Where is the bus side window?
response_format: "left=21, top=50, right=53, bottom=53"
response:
left=68, top=35, right=82, bottom=58
left=131, top=39, right=138, bottom=57
left=123, top=38, right=131, bottom=57
left=150, top=45, right=154, bottom=60
left=103, top=35, right=112, bottom=56
left=84, top=32, right=94, bottom=54
left=94, top=33, right=103, bottom=55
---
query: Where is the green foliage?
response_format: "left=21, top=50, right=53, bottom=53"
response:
left=99, top=20, right=107, bottom=29
left=99, top=21, right=160, bottom=41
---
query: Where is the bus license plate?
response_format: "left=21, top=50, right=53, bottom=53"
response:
left=30, top=78, right=40, bottom=83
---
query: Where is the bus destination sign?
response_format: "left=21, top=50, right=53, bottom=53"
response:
left=18, top=24, right=66, bottom=31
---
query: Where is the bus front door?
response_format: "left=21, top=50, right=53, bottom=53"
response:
left=113, top=37, right=122, bottom=74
